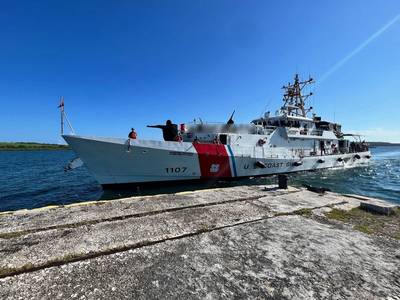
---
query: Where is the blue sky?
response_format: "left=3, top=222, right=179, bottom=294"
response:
left=0, top=0, right=399, bottom=143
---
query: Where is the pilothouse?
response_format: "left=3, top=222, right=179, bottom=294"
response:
left=62, top=74, right=371, bottom=186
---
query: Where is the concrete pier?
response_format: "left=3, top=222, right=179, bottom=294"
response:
left=0, top=185, right=399, bottom=299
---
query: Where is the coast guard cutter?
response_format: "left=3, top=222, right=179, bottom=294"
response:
left=62, top=75, right=371, bottom=187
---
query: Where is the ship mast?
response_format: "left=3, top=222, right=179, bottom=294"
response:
left=281, top=74, right=314, bottom=117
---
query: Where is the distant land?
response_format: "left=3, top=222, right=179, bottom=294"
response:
left=0, top=142, right=69, bottom=151
left=368, top=142, right=400, bottom=147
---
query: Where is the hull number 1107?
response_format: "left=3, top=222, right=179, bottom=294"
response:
left=166, top=167, right=187, bottom=173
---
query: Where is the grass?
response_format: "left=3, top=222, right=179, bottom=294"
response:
left=293, top=208, right=313, bottom=217
left=275, top=207, right=314, bottom=218
left=0, top=263, right=35, bottom=278
left=0, top=253, right=84, bottom=278
left=326, top=207, right=400, bottom=240
left=0, top=231, right=30, bottom=239
left=0, top=142, right=69, bottom=151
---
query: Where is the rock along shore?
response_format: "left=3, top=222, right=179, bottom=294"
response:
left=0, top=185, right=399, bottom=299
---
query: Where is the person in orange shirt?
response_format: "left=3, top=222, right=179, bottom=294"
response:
left=127, top=128, right=137, bottom=152
left=128, top=128, right=137, bottom=139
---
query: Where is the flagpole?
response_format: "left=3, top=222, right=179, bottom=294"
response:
left=61, top=109, right=64, bottom=135
left=58, top=96, right=75, bottom=135
left=60, top=96, right=64, bottom=135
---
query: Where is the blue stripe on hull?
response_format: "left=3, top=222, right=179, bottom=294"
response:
left=226, top=145, right=238, bottom=177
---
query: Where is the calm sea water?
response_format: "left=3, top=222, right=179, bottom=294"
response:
left=0, top=146, right=399, bottom=212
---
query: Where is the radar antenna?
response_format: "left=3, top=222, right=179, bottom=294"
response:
left=281, top=74, right=314, bottom=117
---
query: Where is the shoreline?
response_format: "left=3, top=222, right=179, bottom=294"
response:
left=0, top=142, right=69, bottom=151
left=0, top=148, right=70, bottom=151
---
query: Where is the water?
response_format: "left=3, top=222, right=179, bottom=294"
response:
left=0, top=147, right=399, bottom=212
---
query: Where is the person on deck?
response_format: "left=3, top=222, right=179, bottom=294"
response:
left=127, top=128, right=137, bottom=152
left=147, top=120, right=178, bottom=141
left=320, top=140, right=325, bottom=155
left=331, top=143, right=338, bottom=154
left=128, top=128, right=137, bottom=139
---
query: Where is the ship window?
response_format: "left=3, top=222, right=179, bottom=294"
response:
left=219, top=134, right=228, bottom=145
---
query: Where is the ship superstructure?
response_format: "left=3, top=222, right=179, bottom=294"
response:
left=63, top=75, right=371, bottom=186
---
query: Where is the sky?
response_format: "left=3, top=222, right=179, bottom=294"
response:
left=0, top=0, right=399, bottom=143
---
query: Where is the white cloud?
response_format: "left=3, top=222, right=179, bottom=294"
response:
left=347, top=128, right=400, bottom=143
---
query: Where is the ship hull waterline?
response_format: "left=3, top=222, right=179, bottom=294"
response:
left=63, top=135, right=371, bottom=187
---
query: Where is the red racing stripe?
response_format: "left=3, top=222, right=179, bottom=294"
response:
left=193, top=143, right=232, bottom=178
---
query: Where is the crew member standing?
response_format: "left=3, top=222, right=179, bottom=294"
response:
left=128, top=128, right=137, bottom=139
left=320, top=140, right=325, bottom=155
left=147, top=120, right=178, bottom=141
left=127, top=128, right=137, bottom=152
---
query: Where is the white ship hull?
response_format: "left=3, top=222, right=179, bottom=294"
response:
left=63, top=135, right=371, bottom=186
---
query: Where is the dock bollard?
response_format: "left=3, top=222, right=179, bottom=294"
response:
left=278, top=174, right=288, bottom=189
